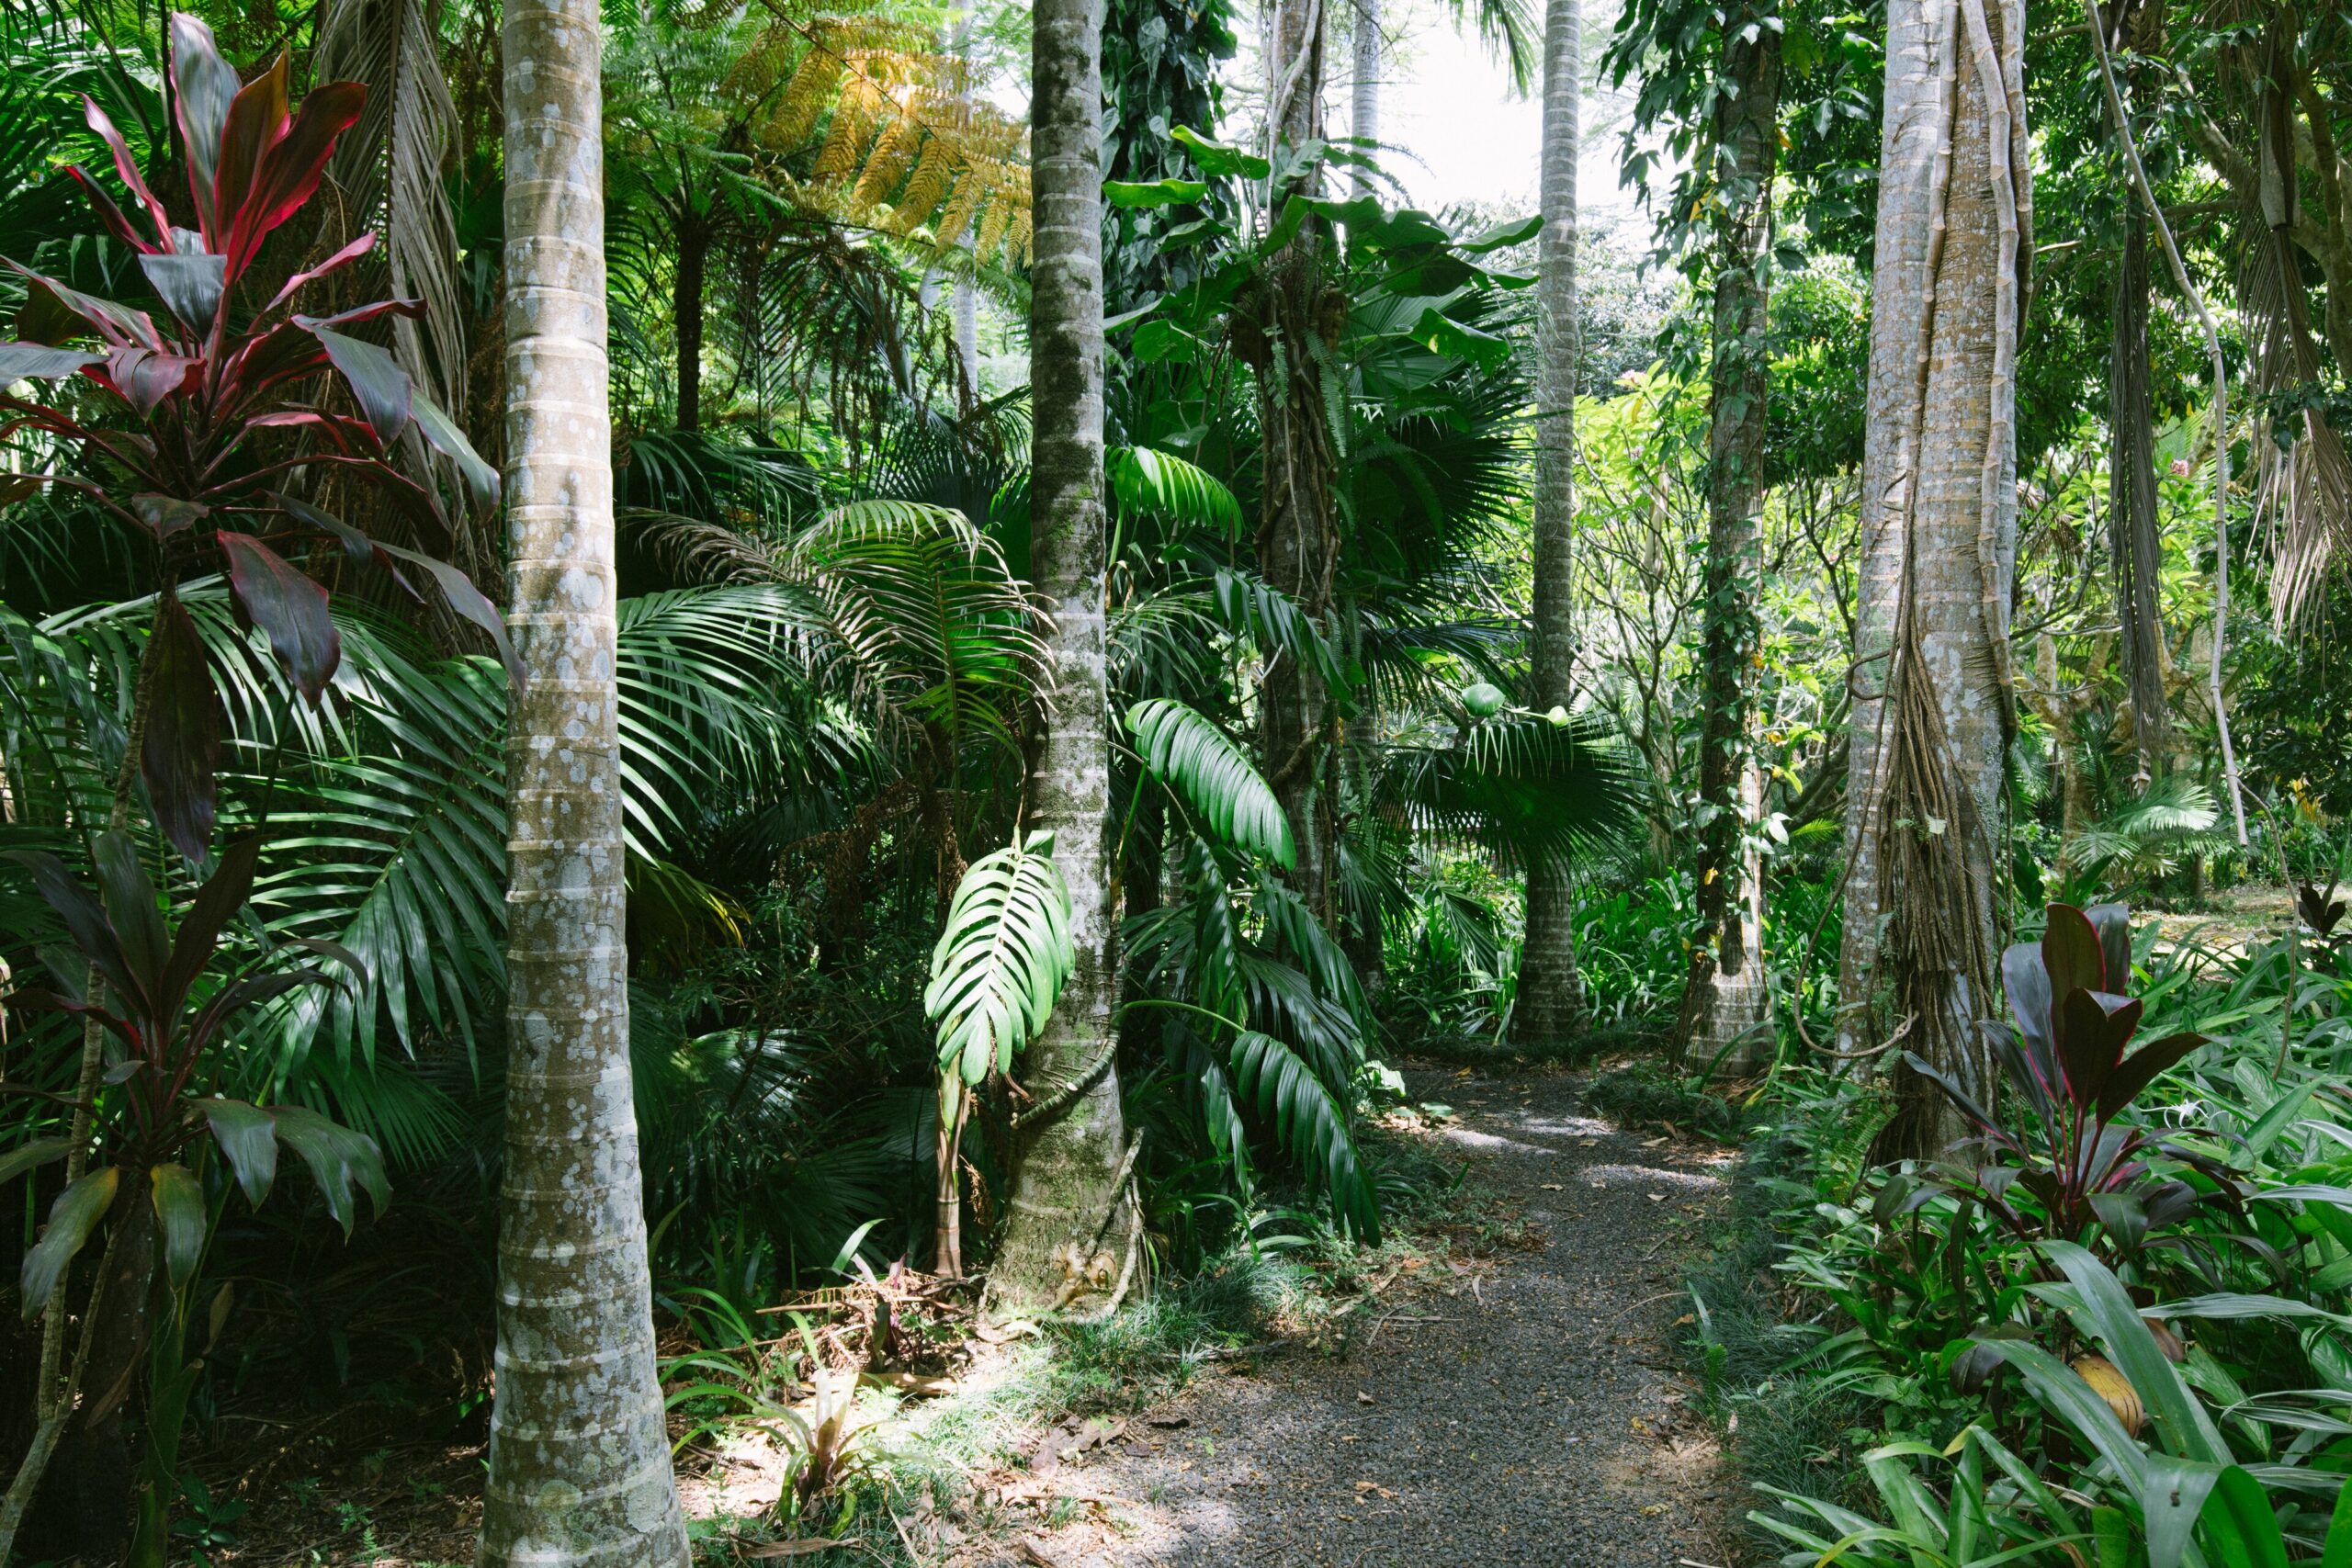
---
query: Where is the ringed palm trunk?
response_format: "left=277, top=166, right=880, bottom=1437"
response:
left=1351, top=0, right=1380, bottom=198
left=477, top=0, right=689, bottom=1560
left=1678, top=17, right=1781, bottom=1076
left=986, top=0, right=1136, bottom=1314
left=1510, top=0, right=1584, bottom=1048
left=1838, top=0, right=2029, bottom=1157
left=1255, top=0, right=1339, bottom=919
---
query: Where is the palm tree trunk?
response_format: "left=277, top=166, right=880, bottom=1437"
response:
left=1679, top=15, right=1781, bottom=1076
left=1511, top=0, right=1584, bottom=1048
left=1838, top=0, right=2029, bottom=1157
left=1351, top=0, right=1380, bottom=197
left=478, top=0, right=688, bottom=1559
left=1255, top=0, right=1339, bottom=919
left=2110, top=208, right=2167, bottom=766
left=675, top=216, right=708, bottom=431
left=986, top=0, right=1135, bottom=1315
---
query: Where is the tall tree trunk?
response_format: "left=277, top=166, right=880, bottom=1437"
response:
left=986, top=0, right=1136, bottom=1315
left=675, top=216, right=708, bottom=431
left=1838, top=0, right=2029, bottom=1158
left=1679, top=14, right=1782, bottom=1076
left=1511, top=0, right=1584, bottom=1048
left=2110, top=207, right=2166, bottom=767
left=1255, top=0, right=1339, bottom=919
left=478, top=0, right=689, bottom=1560
left=1351, top=0, right=1380, bottom=197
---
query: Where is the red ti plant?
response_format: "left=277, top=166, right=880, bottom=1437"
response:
left=6, top=831, right=384, bottom=1563
left=1905, top=902, right=2215, bottom=1249
left=0, top=14, right=514, bottom=859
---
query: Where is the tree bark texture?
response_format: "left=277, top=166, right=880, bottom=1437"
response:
left=675, top=216, right=707, bottom=431
left=2109, top=209, right=2167, bottom=764
left=1254, top=0, right=1339, bottom=921
left=479, top=0, right=689, bottom=1560
left=1351, top=0, right=1380, bottom=197
left=1838, top=0, right=2029, bottom=1158
left=1679, top=17, right=1782, bottom=1075
left=987, top=0, right=1136, bottom=1315
left=1512, top=0, right=1585, bottom=1047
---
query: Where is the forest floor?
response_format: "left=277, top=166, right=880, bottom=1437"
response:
left=186, top=1061, right=1745, bottom=1567
left=981, top=1063, right=1747, bottom=1568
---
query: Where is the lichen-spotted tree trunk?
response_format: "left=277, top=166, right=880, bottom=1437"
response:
left=477, top=0, right=689, bottom=1560
left=1838, top=0, right=2029, bottom=1157
left=1351, top=0, right=1380, bottom=198
left=1510, top=0, right=1584, bottom=1048
left=1678, top=11, right=1782, bottom=1076
left=985, top=0, right=1136, bottom=1315
left=1254, top=0, right=1340, bottom=920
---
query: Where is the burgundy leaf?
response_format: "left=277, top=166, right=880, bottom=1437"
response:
left=2001, top=937, right=2054, bottom=1053
left=80, top=95, right=172, bottom=243
left=87, top=829, right=167, bottom=1010
left=139, top=253, right=227, bottom=336
left=104, top=346, right=201, bottom=416
left=2041, top=904, right=2105, bottom=1002
left=2056, top=987, right=2137, bottom=1109
left=300, top=324, right=410, bottom=445
left=262, top=232, right=374, bottom=317
left=219, top=530, right=340, bottom=703
left=8, top=264, right=162, bottom=350
left=62, top=165, right=154, bottom=254
left=268, top=491, right=419, bottom=594
left=243, top=410, right=368, bottom=455
left=130, top=493, right=209, bottom=539
left=211, top=51, right=291, bottom=252
left=221, top=79, right=365, bottom=277
left=160, top=835, right=261, bottom=1022
left=381, top=542, right=525, bottom=690
left=2, top=848, right=137, bottom=1007
left=2084, top=902, right=2132, bottom=994
left=410, top=389, right=500, bottom=513
left=143, top=588, right=222, bottom=861
left=168, top=14, right=243, bottom=231
left=2094, top=1032, right=2207, bottom=1122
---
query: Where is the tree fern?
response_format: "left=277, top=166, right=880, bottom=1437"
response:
left=1126, top=698, right=1295, bottom=868
left=923, top=829, right=1076, bottom=1085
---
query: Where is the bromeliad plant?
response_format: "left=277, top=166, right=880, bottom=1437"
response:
left=6, top=830, right=384, bottom=1563
left=1905, top=902, right=2220, bottom=1253
left=0, top=13, right=510, bottom=857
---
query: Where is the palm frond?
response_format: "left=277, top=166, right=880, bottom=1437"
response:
left=1111, top=446, right=1244, bottom=536
left=1126, top=698, right=1295, bottom=868
left=1227, top=1030, right=1379, bottom=1238
left=924, top=829, right=1075, bottom=1084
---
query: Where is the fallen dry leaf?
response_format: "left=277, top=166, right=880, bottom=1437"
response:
left=1020, top=1541, right=1059, bottom=1567
left=1539, top=1183, right=1564, bottom=1191
left=743, top=1541, right=843, bottom=1559
left=1356, top=1390, right=1374, bottom=1404
left=1352, top=1480, right=1398, bottom=1499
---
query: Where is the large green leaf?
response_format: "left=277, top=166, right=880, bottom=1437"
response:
left=149, top=1161, right=205, bottom=1288
left=21, top=1165, right=118, bottom=1317
left=924, top=831, right=1075, bottom=1084
left=199, top=1097, right=277, bottom=1206
left=1126, top=699, right=1295, bottom=868
left=270, top=1103, right=389, bottom=1235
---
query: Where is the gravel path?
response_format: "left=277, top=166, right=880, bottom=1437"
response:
left=1027, top=1064, right=1744, bottom=1568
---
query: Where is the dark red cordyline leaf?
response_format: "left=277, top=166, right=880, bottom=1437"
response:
left=140, top=253, right=227, bottom=337
left=212, top=51, right=291, bottom=249
left=80, top=95, right=171, bottom=243
left=222, top=80, right=364, bottom=279
left=381, top=542, right=526, bottom=691
left=2042, top=904, right=2106, bottom=1001
left=302, top=325, right=411, bottom=445
left=220, top=530, right=340, bottom=703
left=130, top=494, right=209, bottom=538
left=169, top=14, right=243, bottom=232
left=63, top=165, right=153, bottom=254
left=142, top=589, right=223, bottom=861
left=0, top=344, right=103, bottom=381
left=160, top=835, right=261, bottom=1023
left=9, top=264, right=162, bottom=351
left=2095, top=1032, right=2206, bottom=1122
left=263, top=232, right=374, bottom=316
left=105, top=346, right=201, bottom=416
